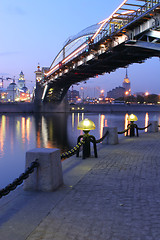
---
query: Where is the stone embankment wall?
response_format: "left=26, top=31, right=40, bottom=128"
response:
left=72, top=103, right=160, bottom=113
left=0, top=102, right=35, bottom=113
left=0, top=102, right=160, bottom=113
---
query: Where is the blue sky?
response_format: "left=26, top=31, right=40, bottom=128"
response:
left=0, top=0, right=159, bottom=96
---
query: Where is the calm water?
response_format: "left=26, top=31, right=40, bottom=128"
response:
left=0, top=111, right=160, bottom=188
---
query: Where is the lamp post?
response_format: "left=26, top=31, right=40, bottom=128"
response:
left=77, top=118, right=97, bottom=159
left=128, top=114, right=138, bottom=137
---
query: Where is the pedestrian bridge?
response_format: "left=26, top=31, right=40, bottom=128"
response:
left=38, top=0, right=160, bottom=102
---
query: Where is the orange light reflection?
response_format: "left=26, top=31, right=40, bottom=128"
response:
left=124, top=113, right=129, bottom=136
left=72, top=113, right=74, bottom=128
left=37, top=130, right=41, bottom=148
left=0, top=115, right=6, bottom=154
left=100, top=115, right=105, bottom=138
left=26, top=118, right=30, bottom=141
left=21, top=117, right=26, bottom=143
left=145, top=113, right=149, bottom=132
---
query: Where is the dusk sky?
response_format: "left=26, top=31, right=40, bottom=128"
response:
left=0, top=0, right=160, bottom=96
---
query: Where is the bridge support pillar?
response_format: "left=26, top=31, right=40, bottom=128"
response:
left=23, top=148, right=63, bottom=192
left=102, top=127, right=119, bottom=145
left=148, top=121, right=158, bottom=133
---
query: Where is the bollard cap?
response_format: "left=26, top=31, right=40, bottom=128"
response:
left=77, top=118, right=96, bottom=131
left=128, top=114, right=138, bottom=122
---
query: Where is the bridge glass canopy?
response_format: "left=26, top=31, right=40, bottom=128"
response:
left=50, top=23, right=100, bottom=69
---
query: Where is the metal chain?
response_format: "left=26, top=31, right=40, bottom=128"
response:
left=61, top=140, right=85, bottom=160
left=118, top=123, right=152, bottom=135
left=136, top=123, right=152, bottom=130
left=95, top=131, right=109, bottom=143
left=118, top=125, right=131, bottom=134
left=0, top=160, right=39, bottom=199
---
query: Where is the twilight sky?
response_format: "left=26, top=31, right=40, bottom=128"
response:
left=0, top=0, right=159, bottom=96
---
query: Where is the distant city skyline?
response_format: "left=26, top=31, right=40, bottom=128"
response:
left=0, top=0, right=159, bottom=94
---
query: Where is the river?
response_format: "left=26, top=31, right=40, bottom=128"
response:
left=0, top=111, right=160, bottom=189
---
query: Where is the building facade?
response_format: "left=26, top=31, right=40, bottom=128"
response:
left=107, top=86, right=125, bottom=99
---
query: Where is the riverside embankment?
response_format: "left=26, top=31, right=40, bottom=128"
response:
left=1, top=102, right=160, bottom=113
left=0, top=131, right=160, bottom=239
left=73, top=103, right=160, bottom=113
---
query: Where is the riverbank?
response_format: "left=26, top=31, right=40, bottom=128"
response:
left=0, top=131, right=160, bottom=239
left=72, top=103, right=160, bottom=113
left=0, top=101, right=160, bottom=113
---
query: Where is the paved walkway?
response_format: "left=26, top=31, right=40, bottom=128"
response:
left=1, top=132, right=160, bottom=239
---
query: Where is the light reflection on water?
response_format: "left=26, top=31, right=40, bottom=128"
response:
left=0, top=111, right=159, bottom=188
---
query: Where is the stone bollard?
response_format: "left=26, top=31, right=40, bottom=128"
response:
left=102, top=127, right=118, bottom=145
left=23, top=148, right=63, bottom=192
left=148, top=121, right=158, bottom=133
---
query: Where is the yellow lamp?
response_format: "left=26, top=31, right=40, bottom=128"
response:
left=77, top=118, right=96, bottom=133
left=128, top=114, right=138, bottom=122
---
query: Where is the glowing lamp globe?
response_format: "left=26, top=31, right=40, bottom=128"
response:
left=128, top=114, right=138, bottom=122
left=77, top=118, right=96, bottom=133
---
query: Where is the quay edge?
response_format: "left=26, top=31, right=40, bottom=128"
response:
left=0, top=102, right=160, bottom=113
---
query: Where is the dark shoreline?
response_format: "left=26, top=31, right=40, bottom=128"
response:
left=70, top=103, right=160, bottom=113
left=0, top=102, right=160, bottom=113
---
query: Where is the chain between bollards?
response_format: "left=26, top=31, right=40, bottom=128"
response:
left=136, top=123, right=152, bottom=130
left=61, top=140, right=85, bottom=160
left=0, top=159, right=39, bottom=199
left=118, top=123, right=152, bottom=137
left=95, top=130, right=109, bottom=143
left=118, top=125, right=131, bottom=134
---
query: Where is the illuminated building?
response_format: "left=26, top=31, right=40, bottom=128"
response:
left=67, top=88, right=80, bottom=103
left=19, top=92, right=30, bottom=102
left=35, top=65, right=49, bottom=83
left=99, top=90, right=105, bottom=101
left=0, top=89, right=7, bottom=102
left=35, top=64, right=42, bottom=83
left=5, top=71, right=31, bottom=102
left=107, top=69, right=131, bottom=99
left=18, top=71, right=25, bottom=89
left=17, top=71, right=29, bottom=94
left=17, top=71, right=30, bottom=101
left=7, top=82, right=19, bottom=102
left=107, top=86, right=125, bottom=99
left=122, top=69, right=131, bottom=96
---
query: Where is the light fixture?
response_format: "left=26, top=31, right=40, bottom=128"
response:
left=128, top=114, right=138, bottom=122
left=77, top=118, right=95, bottom=133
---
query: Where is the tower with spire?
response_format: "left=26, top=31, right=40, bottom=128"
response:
left=122, top=69, right=131, bottom=96
left=18, top=71, right=25, bottom=90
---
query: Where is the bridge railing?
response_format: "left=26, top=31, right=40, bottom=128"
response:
left=93, top=0, right=160, bottom=44
left=44, top=0, right=160, bottom=80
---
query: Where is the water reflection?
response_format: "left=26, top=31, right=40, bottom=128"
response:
left=72, top=113, right=74, bottom=128
left=35, top=114, right=70, bottom=151
left=0, top=115, right=6, bottom=155
left=124, top=113, right=129, bottom=136
left=145, top=113, right=149, bottom=132
left=100, top=115, right=105, bottom=138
